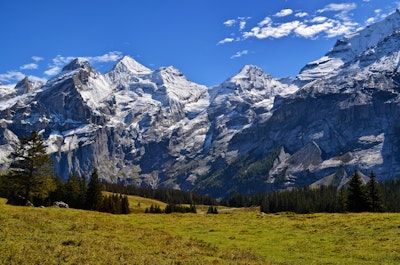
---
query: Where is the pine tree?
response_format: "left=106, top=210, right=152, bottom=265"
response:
left=346, top=170, right=368, bottom=212
left=85, top=168, right=103, bottom=210
left=64, top=172, right=86, bottom=208
left=6, top=131, right=55, bottom=205
left=366, top=172, right=385, bottom=212
left=121, top=195, right=130, bottom=214
left=336, top=187, right=347, bottom=213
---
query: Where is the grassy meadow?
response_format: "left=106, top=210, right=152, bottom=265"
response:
left=1, top=196, right=400, bottom=264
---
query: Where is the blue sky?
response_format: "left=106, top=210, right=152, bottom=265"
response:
left=0, top=0, right=399, bottom=86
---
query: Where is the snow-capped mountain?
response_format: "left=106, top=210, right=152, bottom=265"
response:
left=297, top=9, right=400, bottom=84
left=2, top=10, right=400, bottom=198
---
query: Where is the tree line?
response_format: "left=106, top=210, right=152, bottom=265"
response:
left=51, top=169, right=130, bottom=214
left=145, top=203, right=197, bottom=214
left=0, top=131, right=129, bottom=214
left=222, top=170, right=392, bottom=214
left=104, top=182, right=216, bottom=206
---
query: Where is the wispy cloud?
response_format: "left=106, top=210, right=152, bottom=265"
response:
left=295, top=12, right=308, bottom=18
left=310, top=16, right=328, bottom=23
left=28, top=76, right=47, bottom=83
left=274, top=9, right=293, bottom=17
left=223, top=17, right=251, bottom=31
left=365, top=9, right=384, bottom=25
left=224, top=3, right=362, bottom=42
left=89, top=51, right=123, bottom=63
left=219, top=17, right=252, bottom=45
left=0, top=51, right=123, bottom=84
left=325, top=20, right=358, bottom=38
left=366, top=17, right=376, bottom=24
left=230, top=50, right=248, bottom=59
left=0, top=71, right=25, bottom=83
left=44, top=51, right=123, bottom=76
left=244, top=20, right=301, bottom=39
left=318, top=3, right=357, bottom=21
left=295, top=21, right=334, bottom=38
left=44, top=65, right=61, bottom=76
left=239, top=20, right=247, bottom=31
left=317, top=3, right=357, bottom=13
left=45, top=55, right=73, bottom=76
left=217, top=37, right=235, bottom=45
left=32, top=56, right=44, bottom=62
left=223, top=19, right=236, bottom=27
left=20, top=63, right=39, bottom=70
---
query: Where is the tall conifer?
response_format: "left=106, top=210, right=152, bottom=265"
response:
left=346, top=170, right=368, bottom=212
left=85, top=168, right=103, bottom=210
left=6, top=131, right=55, bottom=205
left=366, top=171, right=385, bottom=212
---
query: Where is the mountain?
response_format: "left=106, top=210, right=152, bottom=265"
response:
left=297, top=9, right=400, bottom=84
left=2, top=10, right=400, bottom=198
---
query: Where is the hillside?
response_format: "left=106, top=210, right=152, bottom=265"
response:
left=1, top=197, right=400, bottom=264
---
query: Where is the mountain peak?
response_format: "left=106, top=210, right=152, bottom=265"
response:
left=236, top=65, right=269, bottom=79
left=62, top=58, right=92, bottom=72
left=14, top=76, right=43, bottom=94
left=224, top=65, right=273, bottom=86
left=113, top=56, right=151, bottom=74
left=14, top=76, right=31, bottom=94
left=297, top=9, right=400, bottom=83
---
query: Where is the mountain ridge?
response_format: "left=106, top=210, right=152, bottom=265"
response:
left=2, top=10, right=400, bottom=197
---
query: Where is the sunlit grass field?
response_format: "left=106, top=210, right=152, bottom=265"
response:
left=1, top=196, right=400, bottom=264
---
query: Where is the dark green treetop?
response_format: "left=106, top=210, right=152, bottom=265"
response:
left=6, top=130, right=55, bottom=203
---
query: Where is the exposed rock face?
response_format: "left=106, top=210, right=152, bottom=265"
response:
left=1, top=11, right=400, bottom=198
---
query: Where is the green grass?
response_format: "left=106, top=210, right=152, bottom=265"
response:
left=1, top=197, right=400, bottom=264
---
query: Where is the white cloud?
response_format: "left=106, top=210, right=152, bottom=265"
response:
left=366, top=17, right=376, bottom=24
left=295, top=21, right=334, bottom=38
left=89, top=51, right=123, bottom=63
left=32, top=56, right=44, bottom=62
left=242, top=11, right=359, bottom=41
left=27, top=75, right=47, bottom=83
left=44, top=66, right=61, bottom=76
left=223, top=17, right=251, bottom=31
left=295, top=12, right=308, bottom=18
left=258, top=17, right=272, bottom=27
left=44, top=51, right=123, bottom=76
left=310, top=16, right=328, bottom=23
left=0, top=71, right=25, bottom=83
left=318, top=3, right=357, bottom=13
left=223, top=19, right=236, bottom=27
left=275, top=9, right=293, bottom=17
left=230, top=50, right=248, bottom=59
left=20, top=63, right=39, bottom=70
left=318, top=3, right=357, bottom=22
left=239, top=20, right=247, bottom=31
left=217, top=37, right=234, bottom=45
left=244, top=20, right=301, bottom=39
left=221, top=2, right=362, bottom=45
left=325, top=21, right=358, bottom=37
left=44, top=55, right=74, bottom=76
left=0, top=70, right=46, bottom=84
